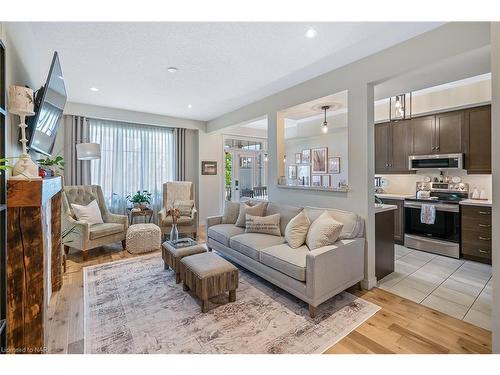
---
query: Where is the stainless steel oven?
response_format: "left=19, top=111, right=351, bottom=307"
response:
left=404, top=200, right=461, bottom=258
left=408, top=153, right=463, bottom=171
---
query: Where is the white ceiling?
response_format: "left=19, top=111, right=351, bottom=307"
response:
left=8, top=22, right=443, bottom=121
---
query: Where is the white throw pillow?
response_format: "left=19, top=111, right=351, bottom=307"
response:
left=306, top=211, right=344, bottom=251
left=71, top=200, right=104, bottom=225
left=245, top=213, right=281, bottom=236
left=174, top=200, right=194, bottom=216
left=285, top=211, right=311, bottom=249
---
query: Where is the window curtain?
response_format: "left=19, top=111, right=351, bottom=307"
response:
left=88, top=118, right=175, bottom=217
left=174, top=128, right=186, bottom=181
left=63, top=115, right=91, bottom=185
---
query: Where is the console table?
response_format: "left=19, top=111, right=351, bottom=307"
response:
left=6, top=176, right=63, bottom=353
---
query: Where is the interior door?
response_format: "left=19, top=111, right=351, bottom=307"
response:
left=230, top=152, right=255, bottom=202
left=435, top=111, right=463, bottom=154
left=411, top=115, right=435, bottom=155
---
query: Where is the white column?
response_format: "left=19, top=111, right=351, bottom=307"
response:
left=491, top=21, right=500, bottom=354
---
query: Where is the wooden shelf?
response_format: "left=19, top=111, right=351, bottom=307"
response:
left=277, top=184, right=349, bottom=193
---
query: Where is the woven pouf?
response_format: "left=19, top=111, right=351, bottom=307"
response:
left=126, top=223, right=161, bottom=254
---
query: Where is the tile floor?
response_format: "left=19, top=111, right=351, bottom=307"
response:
left=378, top=245, right=492, bottom=331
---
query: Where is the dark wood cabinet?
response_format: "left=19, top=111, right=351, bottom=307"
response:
left=461, top=205, right=492, bottom=264
left=463, top=105, right=491, bottom=174
left=375, top=209, right=395, bottom=280
left=435, top=111, right=463, bottom=154
left=378, top=198, right=404, bottom=244
left=411, top=115, right=435, bottom=155
left=375, top=120, right=413, bottom=174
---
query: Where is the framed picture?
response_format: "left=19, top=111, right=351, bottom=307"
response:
left=288, top=165, right=297, bottom=180
left=301, top=149, right=311, bottom=164
left=311, top=147, right=328, bottom=173
left=297, top=165, right=310, bottom=186
left=321, top=175, right=331, bottom=187
left=295, top=153, right=302, bottom=164
left=201, top=161, right=217, bottom=175
left=311, top=175, right=321, bottom=187
left=328, top=157, right=340, bottom=174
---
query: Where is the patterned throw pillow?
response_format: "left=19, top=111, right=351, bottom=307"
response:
left=235, top=202, right=266, bottom=227
left=174, top=200, right=194, bottom=216
left=245, top=214, right=281, bottom=236
left=222, top=201, right=240, bottom=224
left=306, top=211, right=344, bottom=250
left=285, top=211, right=311, bottom=248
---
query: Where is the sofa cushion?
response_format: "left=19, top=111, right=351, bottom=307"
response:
left=265, top=202, right=303, bottom=235
left=222, top=201, right=240, bottom=224
left=245, top=213, right=281, bottom=236
left=304, top=206, right=364, bottom=239
left=161, top=215, right=194, bottom=226
left=285, top=211, right=310, bottom=248
left=306, top=211, right=344, bottom=250
left=235, top=202, right=266, bottom=227
left=230, top=233, right=285, bottom=261
left=260, top=243, right=308, bottom=281
left=208, top=224, right=245, bottom=247
left=89, top=223, right=124, bottom=240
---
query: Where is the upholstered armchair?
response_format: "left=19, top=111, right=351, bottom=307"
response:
left=62, top=185, right=129, bottom=266
left=158, top=181, right=198, bottom=239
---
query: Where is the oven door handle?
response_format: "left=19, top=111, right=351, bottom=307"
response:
left=404, top=201, right=459, bottom=213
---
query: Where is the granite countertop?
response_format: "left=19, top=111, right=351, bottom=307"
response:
left=374, top=204, right=398, bottom=213
left=459, top=199, right=492, bottom=207
left=375, top=193, right=415, bottom=200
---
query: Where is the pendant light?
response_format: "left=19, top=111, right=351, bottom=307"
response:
left=321, top=105, right=329, bottom=134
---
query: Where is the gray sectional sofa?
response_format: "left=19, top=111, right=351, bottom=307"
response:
left=206, top=200, right=365, bottom=317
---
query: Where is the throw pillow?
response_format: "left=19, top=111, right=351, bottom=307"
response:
left=235, top=202, right=266, bottom=227
left=174, top=200, right=194, bottom=216
left=222, top=201, right=240, bottom=224
left=71, top=200, right=104, bottom=226
left=245, top=214, right=281, bottom=236
left=285, top=211, right=311, bottom=248
left=306, top=211, right=344, bottom=250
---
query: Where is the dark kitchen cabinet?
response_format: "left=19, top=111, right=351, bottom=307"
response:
left=463, top=105, right=491, bottom=174
left=435, top=110, right=463, bottom=154
left=375, top=209, right=395, bottom=280
left=375, top=120, right=413, bottom=174
left=378, top=198, right=404, bottom=244
left=411, top=115, right=435, bottom=155
left=461, top=205, right=492, bottom=264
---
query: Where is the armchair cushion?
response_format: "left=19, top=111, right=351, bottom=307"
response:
left=71, top=200, right=104, bottom=225
left=174, top=200, right=195, bottom=216
left=160, top=215, right=195, bottom=226
left=89, top=223, right=125, bottom=240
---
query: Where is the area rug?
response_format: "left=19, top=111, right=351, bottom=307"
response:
left=84, top=253, right=380, bottom=354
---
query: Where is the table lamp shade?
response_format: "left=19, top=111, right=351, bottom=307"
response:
left=8, top=85, right=35, bottom=116
left=77, top=142, right=101, bottom=160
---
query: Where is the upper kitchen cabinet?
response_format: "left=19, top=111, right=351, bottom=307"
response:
left=463, top=105, right=491, bottom=174
left=411, top=115, right=435, bottom=155
left=375, top=120, right=413, bottom=174
left=435, top=110, right=463, bottom=154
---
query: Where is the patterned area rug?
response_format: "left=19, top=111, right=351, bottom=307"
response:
left=84, top=253, right=380, bottom=354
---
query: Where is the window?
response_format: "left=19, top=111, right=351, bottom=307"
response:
left=89, top=119, right=175, bottom=215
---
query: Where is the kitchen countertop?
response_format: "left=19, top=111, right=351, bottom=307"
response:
left=459, top=199, right=492, bottom=207
left=374, top=204, right=398, bottom=213
left=375, top=193, right=415, bottom=201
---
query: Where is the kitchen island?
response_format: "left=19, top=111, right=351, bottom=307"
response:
left=375, top=204, right=397, bottom=280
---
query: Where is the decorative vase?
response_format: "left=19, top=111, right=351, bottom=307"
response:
left=170, top=224, right=179, bottom=242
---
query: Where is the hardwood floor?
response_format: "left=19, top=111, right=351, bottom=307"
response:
left=46, top=226, right=491, bottom=354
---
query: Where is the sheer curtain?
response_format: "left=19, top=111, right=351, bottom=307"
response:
left=88, top=118, right=175, bottom=216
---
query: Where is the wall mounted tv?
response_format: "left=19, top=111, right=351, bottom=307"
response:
left=26, top=51, right=67, bottom=156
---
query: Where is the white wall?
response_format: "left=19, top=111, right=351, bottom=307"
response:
left=490, top=22, right=500, bottom=354
left=207, top=23, right=491, bottom=289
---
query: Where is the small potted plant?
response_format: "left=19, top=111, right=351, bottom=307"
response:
left=36, top=155, right=65, bottom=177
left=167, top=207, right=181, bottom=241
left=127, top=190, right=152, bottom=209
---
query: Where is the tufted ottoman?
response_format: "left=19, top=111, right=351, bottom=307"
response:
left=126, top=223, right=161, bottom=254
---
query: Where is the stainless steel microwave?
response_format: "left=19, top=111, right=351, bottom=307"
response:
left=408, top=153, right=463, bottom=170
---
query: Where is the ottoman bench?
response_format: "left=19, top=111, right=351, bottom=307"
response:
left=162, top=238, right=206, bottom=283
left=180, top=252, right=239, bottom=313
left=126, top=223, right=161, bottom=254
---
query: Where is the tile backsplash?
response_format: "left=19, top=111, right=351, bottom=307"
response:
left=376, top=171, right=492, bottom=199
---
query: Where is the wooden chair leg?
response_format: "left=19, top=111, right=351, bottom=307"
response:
left=309, top=304, right=317, bottom=318
left=202, top=299, right=209, bottom=313
left=121, top=239, right=126, bottom=250
left=175, top=273, right=181, bottom=284
left=182, top=282, right=189, bottom=291
left=229, top=289, right=236, bottom=302
left=82, top=251, right=88, bottom=262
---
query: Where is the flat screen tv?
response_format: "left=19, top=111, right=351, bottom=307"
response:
left=26, top=52, right=67, bottom=156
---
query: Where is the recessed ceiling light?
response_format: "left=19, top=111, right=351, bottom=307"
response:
left=305, top=28, right=317, bottom=39
left=187, top=104, right=193, bottom=109
left=167, top=67, right=178, bottom=73
left=90, top=87, right=99, bottom=92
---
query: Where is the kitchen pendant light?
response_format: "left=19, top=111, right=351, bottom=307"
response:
left=389, top=92, right=412, bottom=121
left=321, top=105, right=329, bottom=134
